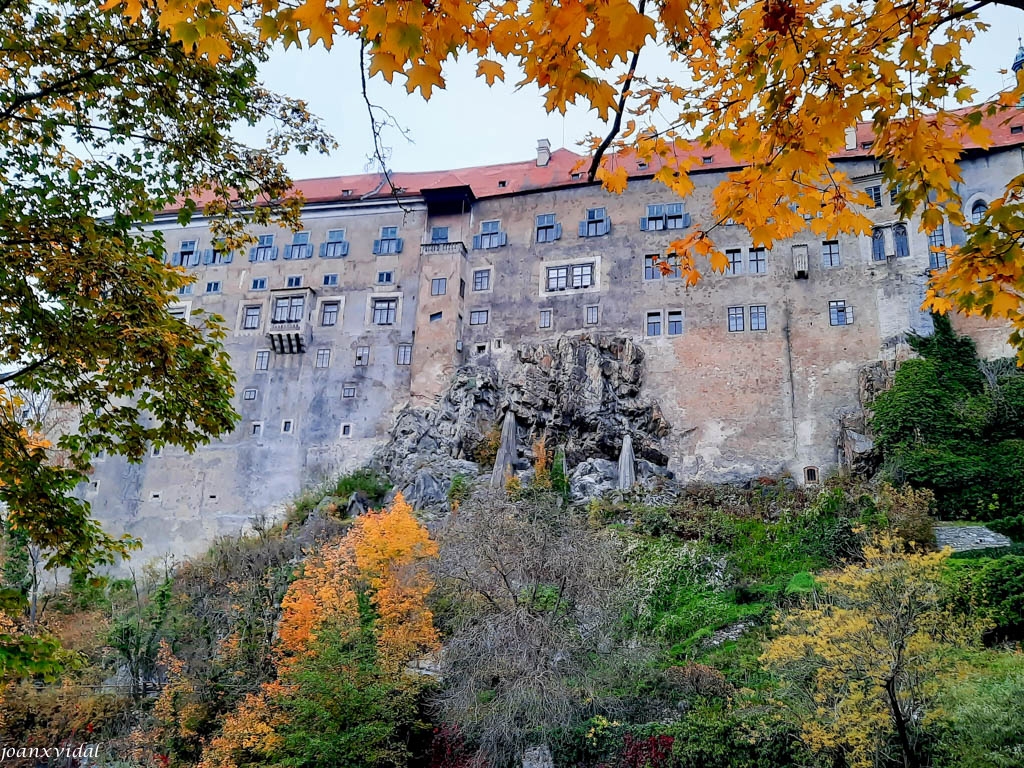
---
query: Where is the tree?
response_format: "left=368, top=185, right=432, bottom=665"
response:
left=761, top=534, right=987, bottom=768
left=0, top=0, right=333, bottom=575
left=432, top=488, right=639, bottom=767
left=113, top=0, right=1024, bottom=358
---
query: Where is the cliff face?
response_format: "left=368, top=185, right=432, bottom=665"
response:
left=373, top=334, right=672, bottom=509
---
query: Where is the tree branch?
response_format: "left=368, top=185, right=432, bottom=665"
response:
left=0, top=354, right=56, bottom=386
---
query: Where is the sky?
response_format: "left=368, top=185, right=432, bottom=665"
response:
left=251, top=6, right=1024, bottom=181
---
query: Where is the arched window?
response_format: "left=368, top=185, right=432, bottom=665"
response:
left=893, top=223, right=909, bottom=258
left=871, top=227, right=886, bottom=261
left=971, top=200, right=987, bottom=225
left=804, top=466, right=820, bottom=484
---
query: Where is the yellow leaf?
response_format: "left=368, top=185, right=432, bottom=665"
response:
left=596, top=165, right=629, bottom=194
left=405, top=64, right=444, bottom=99
left=476, top=59, right=505, bottom=86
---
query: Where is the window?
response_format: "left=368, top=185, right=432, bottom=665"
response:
left=727, top=306, right=745, bottom=332
left=748, top=248, right=767, bottom=274
left=372, top=298, right=397, bottom=326
left=586, top=305, right=599, bottom=325
left=928, top=227, right=948, bottom=269
left=321, top=301, right=339, bottom=326
left=829, top=300, right=854, bottom=326
left=431, top=226, right=449, bottom=243
left=431, top=277, right=447, bottom=296
left=322, top=229, right=348, bottom=259
left=252, top=234, right=275, bottom=261
left=272, top=296, right=305, bottom=323
left=749, top=305, right=767, bottom=331
left=341, top=424, right=352, bottom=437
left=646, top=311, right=662, bottom=337
left=641, top=203, right=688, bottom=230
left=893, top=223, right=910, bottom=258
left=243, top=388, right=257, bottom=401
left=315, top=348, right=331, bottom=368
left=536, top=213, right=560, bottom=242
left=374, top=226, right=402, bottom=254
left=644, top=255, right=659, bottom=281
left=342, top=384, right=356, bottom=398
left=822, top=240, right=840, bottom=268
left=377, top=271, right=394, bottom=285
left=725, top=248, right=743, bottom=276
left=1013, top=125, right=1024, bottom=135
left=473, top=269, right=491, bottom=291
left=667, top=310, right=683, bottom=336
left=286, top=275, right=302, bottom=288
left=539, top=309, right=552, bottom=329
left=323, top=273, right=339, bottom=287
left=285, top=231, right=312, bottom=260
left=251, top=277, right=268, bottom=290
left=177, top=284, right=193, bottom=296
left=429, top=311, right=442, bottom=322
left=546, top=265, right=569, bottom=291
left=251, top=423, right=262, bottom=437
left=570, top=172, right=583, bottom=180
left=355, top=346, right=369, bottom=366
left=970, top=200, right=987, bottom=225
left=169, top=306, right=188, bottom=323
left=872, top=227, right=887, bottom=261
left=255, top=350, right=270, bottom=370
left=282, top=420, right=293, bottom=433
left=151, top=445, right=162, bottom=457
left=804, top=466, right=819, bottom=484
left=889, top=186, right=900, bottom=206
left=581, top=207, right=609, bottom=237
left=174, top=239, right=200, bottom=267
left=206, top=281, right=221, bottom=293
left=865, top=185, right=882, bottom=208
left=469, top=309, right=489, bottom=325
left=571, top=262, right=594, bottom=288
left=476, top=220, right=505, bottom=249
left=460, top=279, right=466, bottom=298
left=242, top=305, right=262, bottom=330
left=702, top=156, right=713, bottom=165
left=397, top=343, right=412, bottom=365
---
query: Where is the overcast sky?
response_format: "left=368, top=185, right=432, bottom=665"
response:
left=252, top=8, right=1024, bottom=180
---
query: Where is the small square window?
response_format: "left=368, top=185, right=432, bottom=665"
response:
left=341, top=423, right=352, bottom=437
left=255, top=350, right=270, bottom=370
left=178, top=284, right=194, bottom=296
left=429, top=311, right=443, bottom=322
left=151, top=445, right=162, bottom=457
left=586, top=305, right=599, bottom=325
left=497, top=179, right=508, bottom=188
left=539, top=308, right=552, bottom=329
left=323, top=273, right=339, bottom=287
left=469, top=309, right=489, bottom=326
left=829, top=300, right=853, bottom=326
left=397, top=343, right=413, bottom=365
left=251, top=422, right=263, bottom=437
left=727, top=306, right=745, bottom=333
left=1013, top=125, right=1024, bottom=135
left=282, top=420, right=293, bottom=434
left=355, top=346, right=370, bottom=366
left=646, top=310, right=662, bottom=337
left=242, top=305, right=262, bottom=330
left=473, top=269, right=491, bottom=292
left=431, top=226, right=449, bottom=243
left=571, top=172, right=583, bottom=181
left=749, top=305, right=767, bottom=331
left=206, top=281, right=221, bottom=293
left=243, top=388, right=258, bottom=401
left=251, top=277, right=267, bottom=290
left=342, top=384, right=356, bottom=398
left=431, top=277, right=447, bottom=296
left=667, top=310, right=683, bottom=336
left=315, top=348, right=331, bottom=368
left=286, top=275, right=302, bottom=288
left=702, top=156, right=713, bottom=165
left=377, top=271, right=394, bottom=285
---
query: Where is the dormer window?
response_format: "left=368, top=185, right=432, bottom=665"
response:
left=579, top=207, right=610, bottom=237
left=570, top=172, right=583, bottom=181
left=473, top=220, right=507, bottom=249
left=702, top=156, right=713, bottom=165
left=497, top=180, right=508, bottom=188
left=373, top=226, right=403, bottom=255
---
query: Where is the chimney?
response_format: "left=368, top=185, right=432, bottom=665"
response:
left=536, top=138, right=551, bottom=167
left=844, top=126, right=857, bottom=151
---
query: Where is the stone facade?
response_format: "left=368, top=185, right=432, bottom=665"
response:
left=86, top=125, right=1022, bottom=563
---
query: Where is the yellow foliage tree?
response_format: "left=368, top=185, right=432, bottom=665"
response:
left=108, top=0, right=1024, bottom=358
left=761, top=535, right=988, bottom=768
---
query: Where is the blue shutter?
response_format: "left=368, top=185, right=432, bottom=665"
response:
left=222, top=249, right=233, bottom=264
left=640, top=217, right=649, bottom=231
left=248, top=247, right=257, bottom=262
left=319, top=242, right=328, bottom=258
left=340, top=241, right=349, bottom=257
left=601, top=218, right=611, bottom=235
left=202, top=249, right=213, bottom=265
left=498, top=231, right=507, bottom=247
left=373, top=239, right=382, bottom=254
left=578, top=221, right=586, bottom=237
left=472, top=234, right=481, bottom=249
left=170, top=252, right=182, bottom=266
left=283, top=245, right=293, bottom=259
left=553, top=223, right=562, bottom=240
left=395, top=237, right=403, bottom=253
left=270, top=246, right=279, bottom=261
left=681, top=213, right=692, bottom=228
left=667, top=203, right=682, bottom=215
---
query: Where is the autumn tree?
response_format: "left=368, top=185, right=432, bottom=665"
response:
left=761, top=535, right=988, bottom=768
left=0, top=0, right=332, bottom=581
left=432, top=488, right=640, bottom=767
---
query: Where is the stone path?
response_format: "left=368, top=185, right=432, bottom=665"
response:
left=934, top=525, right=1013, bottom=552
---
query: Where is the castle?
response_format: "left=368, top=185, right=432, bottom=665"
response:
left=86, top=107, right=1021, bottom=562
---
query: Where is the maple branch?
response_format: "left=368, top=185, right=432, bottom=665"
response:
left=932, top=0, right=992, bottom=26
left=358, top=39, right=410, bottom=211
left=0, top=354, right=57, bottom=386
left=588, top=0, right=648, bottom=182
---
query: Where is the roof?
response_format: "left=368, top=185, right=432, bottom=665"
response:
left=168, top=103, right=1024, bottom=212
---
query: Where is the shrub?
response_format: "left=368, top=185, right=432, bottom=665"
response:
left=662, top=663, right=733, bottom=700
left=989, top=515, right=1024, bottom=542
left=878, top=483, right=936, bottom=549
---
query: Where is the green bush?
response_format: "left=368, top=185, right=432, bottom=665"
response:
left=944, top=556, right=1024, bottom=642
left=989, top=515, right=1024, bottom=542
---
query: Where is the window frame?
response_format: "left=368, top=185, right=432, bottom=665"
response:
left=396, top=343, right=413, bottom=365
left=667, top=309, right=684, bottom=336
left=585, top=305, right=599, bottom=326
left=748, top=247, right=767, bottom=275
left=242, top=305, right=262, bottom=330
left=254, top=350, right=270, bottom=370
left=431, top=277, right=447, bottom=296
left=243, top=388, right=258, bottom=401
left=829, top=300, right=853, bottom=326
left=469, top=309, right=489, bottom=326
left=371, top=297, right=398, bottom=326
left=539, top=308, right=553, bottom=329
left=323, top=273, right=339, bottom=287
left=822, top=240, right=840, bottom=268
left=320, top=301, right=340, bottom=327
left=431, top=226, right=449, bottom=243
left=315, top=348, right=331, bottom=368
left=646, top=310, right=662, bottom=337
left=272, top=295, right=305, bottom=323
left=727, top=306, right=745, bottom=333
left=749, top=304, right=768, bottom=332
left=725, top=248, right=744, bottom=276
left=251, top=277, right=268, bottom=291
left=355, top=346, right=370, bottom=366
left=472, top=268, right=492, bottom=292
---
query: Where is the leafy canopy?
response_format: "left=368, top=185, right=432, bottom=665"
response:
left=112, top=0, right=1024, bottom=356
